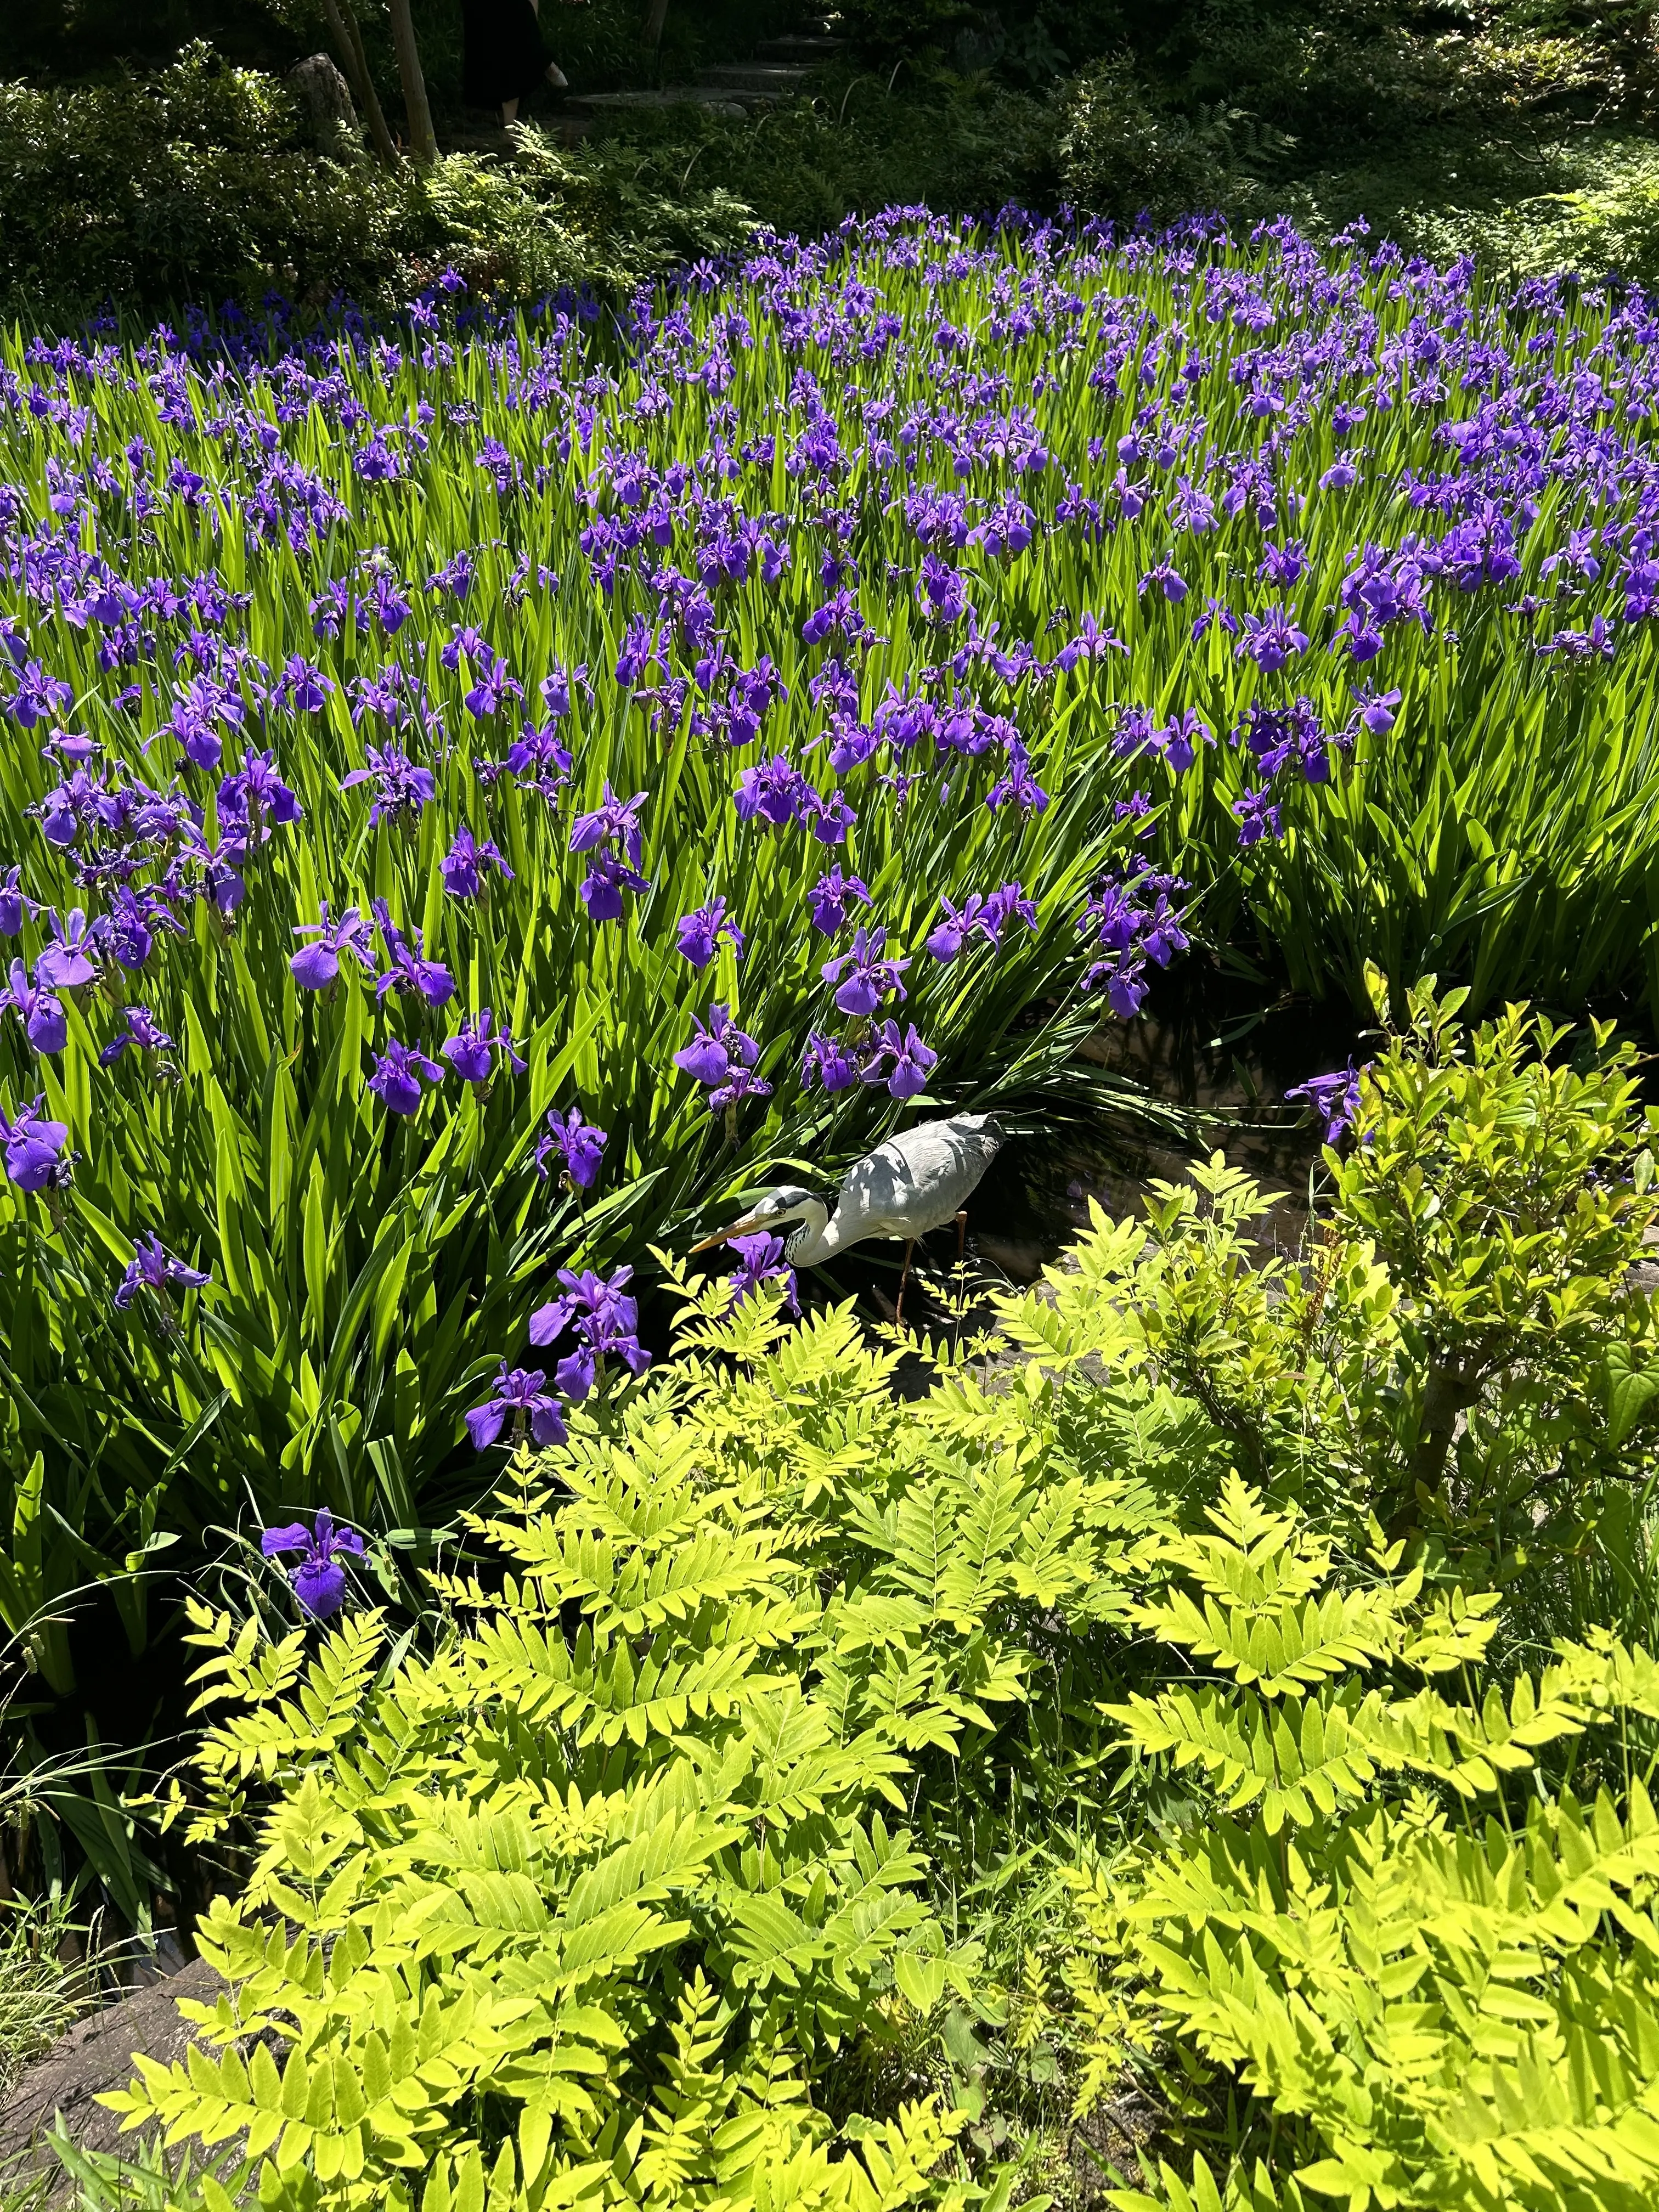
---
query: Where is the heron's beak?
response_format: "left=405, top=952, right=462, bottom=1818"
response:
left=690, top=1213, right=768, bottom=1253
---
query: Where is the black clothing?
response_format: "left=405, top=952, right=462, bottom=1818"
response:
left=461, top=0, right=550, bottom=109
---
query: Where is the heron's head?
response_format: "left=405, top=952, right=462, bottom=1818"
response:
left=690, top=1183, right=824, bottom=1253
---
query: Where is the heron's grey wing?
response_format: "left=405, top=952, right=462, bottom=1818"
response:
left=832, top=1118, right=1003, bottom=1244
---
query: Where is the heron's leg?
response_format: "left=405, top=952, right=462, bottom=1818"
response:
left=895, top=1238, right=915, bottom=1328
left=953, top=1210, right=969, bottom=1348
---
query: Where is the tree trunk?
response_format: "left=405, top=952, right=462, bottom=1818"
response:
left=643, top=0, right=670, bottom=49
left=318, top=0, right=402, bottom=167
left=387, top=0, right=439, bottom=166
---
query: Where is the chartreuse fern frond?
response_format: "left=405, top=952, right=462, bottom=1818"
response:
left=1073, top=1474, right=1659, bottom=2211
left=120, top=1273, right=1140, bottom=2210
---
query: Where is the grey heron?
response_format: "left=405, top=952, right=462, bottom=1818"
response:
left=692, top=1111, right=1005, bottom=1322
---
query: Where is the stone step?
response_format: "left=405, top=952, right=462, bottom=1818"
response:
left=697, top=63, right=812, bottom=99
left=753, top=35, right=845, bottom=65
left=561, top=87, right=748, bottom=119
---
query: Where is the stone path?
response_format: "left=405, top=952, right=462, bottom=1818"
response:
left=0, top=1957, right=225, bottom=2197
left=554, top=22, right=843, bottom=132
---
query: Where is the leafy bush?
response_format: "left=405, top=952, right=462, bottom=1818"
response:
left=0, top=44, right=761, bottom=320
left=1053, top=56, right=1271, bottom=223
left=0, top=44, right=424, bottom=314
left=1066, top=1479, right=1659, bottom=2211
left=103, top=996, right=1659, bottom=2206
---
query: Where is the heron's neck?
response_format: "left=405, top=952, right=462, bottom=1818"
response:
left=785, top=1200, right=837, bottom=1266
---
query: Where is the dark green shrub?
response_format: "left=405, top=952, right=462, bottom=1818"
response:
left=0, top=43, right=426, bottom=313
left=1054, top=53, right=1261, bottom=221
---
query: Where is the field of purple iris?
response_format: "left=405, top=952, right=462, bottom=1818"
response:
left=0, top=205, right=1654, bottom=1649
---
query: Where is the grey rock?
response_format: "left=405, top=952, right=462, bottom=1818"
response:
left=0, top=1957, right=227, bottom=2194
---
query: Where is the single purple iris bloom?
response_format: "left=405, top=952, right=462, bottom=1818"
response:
left=806, top=867, right=871, bottom=936
left=439, top=823, right=513, bottom=900
left=114, top=1232, right=211, bottom=1311
left=441, top=1008, right=526, bottom=1088
left=579, top=850, right=652, bottom=922
left=821, top=925, right=909, bottom=1018
left=1354, top=685, right=1402, bottom=735
left=569, top=783, right=648, bottom=869
left=100, top=1005, right=173, bottom=1067
left=1236, top=605, right=1310, bottom=674
left=1285, top=1062, right=1364, bottom=1146
left=0, top=1096, right=70, bottom=1192
left=0, top=867, right=26, bottom=936
left=925, top=896, right=988, bottom=965
left=260, top=1509, right=366, bottom=1622
left=368, top=1039, right=445, bottom=1116
left=217, top=749, right=302, bottom=835
left=861, top=1021, right=936, bottom=1101
left=534, top=1106, right=607, bottom=1190
left=291, top=902, right=374, bottom=990
left=35, top=909, right=98, bottom=990
left=725, top=1232, right=799, bottom=1318
left=802, top=1030, right=861, bottom=1094
left=465, top=1363, right=568, bottom=1452
left=1138, top=561, right=1188, bottom=604
left=372, top=900, right=455, bottom=1008
left=339, top=745, right=436, bottom=826
left=674, top=1002, right=760, bottom=1090
left=675, top=896, right=746, bottom=970
left=4, top=959, right=66, bottom=1055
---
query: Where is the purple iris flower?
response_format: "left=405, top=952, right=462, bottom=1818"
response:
left=1237, top=605, right=1311, bottom=674
left=100, top=1005, right=173, bottom=1067
left=725, top=1233, right=799, bottom=1317
left=1234, top=786, right=1284, bottom=846
left=579, top=851, right=652, bottom=922
left=114, top=1232, right=211, bottom=1311
left=217, top=749, right=301, bottom=837
left=279, top=655, right=332, bottom=713
left=439, top=823, right=513, bottom=899
left=529, top=1265, right=652, bottom=1398
left=4, top=960, right=65, bottom=1054
left=570, top=785, right=651, bottom=920
left=709, top=1064, right=773, bottom=1114
left=260, top=1509, right=366, bottom=1622
left=801, top=1030, right=860, bottom=1094
left=861, top=1021, right=936, bottom=1101
left=534, top=1105, right=607, bottom=1190
left=674, top=1001, right=759, bottom=1090
left=367, top=1039, right=445, bottom=1116
left=99, top=887, right=164, bottom=973
left=821, top=925, right=908, bottom=1017
left=441, top=1008, right=526, bottom=1088
left=1347, top=685, right=1401, bottom=736
left=1286, top=1062, right=1364, bottom=1145
left=804, top=787, right=856, bottom=845
left=0, top=868, right=25, bottom=936
left=371, top=900, right=455, bottom=1008
left=339, top=745, right=436, bottom=826
left=735, top=755, right=809, bottom=830
left=675, top=897, right=746, bottom=970
left=1052, top=613, right=1126, bottom=672
left=0, top=1096, right=70, bottom=1192
left=807, top=867, right=871, bottom=934
left=290, top=902, right=374, bottom=990
left=985, top=742, right=1049, bottom=817
left=465, top=1363, right=568, bottom=1452
left=569, top=784, right=648, bottom=868
left=1138, top=561, right=1188, bottom=603
left=34, top=909, right=98, bottom=990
